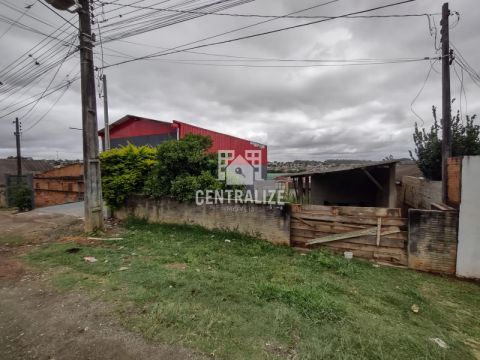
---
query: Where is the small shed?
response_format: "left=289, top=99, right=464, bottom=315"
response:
left=33, top=163, right=84, bottom=208
left=290, top=160, right=397, bottom=208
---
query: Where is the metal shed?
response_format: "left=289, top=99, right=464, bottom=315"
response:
left=98, top=115, right=268, bottom=179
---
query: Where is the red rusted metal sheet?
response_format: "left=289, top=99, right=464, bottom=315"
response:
left=173, top=121, right=267, bottom=165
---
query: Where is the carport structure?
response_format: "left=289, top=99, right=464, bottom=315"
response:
left=290, top=160, right=397, bottom=208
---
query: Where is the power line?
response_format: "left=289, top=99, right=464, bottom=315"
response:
left=0, top=2, right=33, bottom=40
left=38, top=0, right=79, bottom=29
left=0, top=75, right=80, bottom=120
left=98, top=0, right=255, bottom=42
left=410, top=60, right=437, bottom=125
left=99, top=1, right=437, bottom=20
left=23, top=79, right=73, bottom=132
left=101, top=0, right=417, bottom=70
left=96, top=48, right=435, bottom=66
left=20, top=38, right=77, bottom=124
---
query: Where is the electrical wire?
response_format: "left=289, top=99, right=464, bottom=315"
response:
left=99, top=1, right=437, bottom=20
left=38, top=0, right=78, bottom=29
left=101, top=0, right=417, bottom=70
left=410, top=60, right=437, bottom=125
left=23, top=79, right=73, bottom=132
left=0, top=2, right=33, bottom=40
left=0, top=75, right=80, bottom=120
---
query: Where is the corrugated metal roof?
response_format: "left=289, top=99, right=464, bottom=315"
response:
left=98, top=115, right=172, bottom=135
left=0, top=159, right=53, bottom=185
left=288, top=160, right=398, bottom=177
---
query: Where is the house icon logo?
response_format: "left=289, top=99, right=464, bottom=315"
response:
left=218, top=150, right=261, bottom=186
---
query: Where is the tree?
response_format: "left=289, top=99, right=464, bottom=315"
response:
left=100, top=143, right=157, bottom=209
left=144, top=134, right=222, bottom=201
left=410, top=106, right=480, bottom=180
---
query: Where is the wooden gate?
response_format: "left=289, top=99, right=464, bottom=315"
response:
left=290, top=204, right=408, bottom=266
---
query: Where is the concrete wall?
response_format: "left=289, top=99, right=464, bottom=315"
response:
left=408, top=209, right=458, bottom=275
left=401, top=176, right=442, bottom=209
left=115, top=196, right=290, bottom=245
left=311, top=166, right=394, bottom=207
left=457, top=156, right=480, bottom=279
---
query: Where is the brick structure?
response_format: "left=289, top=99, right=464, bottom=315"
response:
left=408, top=209, right=458, bottom=275
left=34, top=163, right=84, bottom=208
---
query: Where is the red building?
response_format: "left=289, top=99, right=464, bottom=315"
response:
left=98, top=115, right=268, bottom=179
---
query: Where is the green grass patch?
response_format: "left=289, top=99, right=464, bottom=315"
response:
left=27, top=218, right=480, bottom=359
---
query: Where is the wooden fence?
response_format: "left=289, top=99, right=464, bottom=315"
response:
left=290, top=204, right=408, bottom=266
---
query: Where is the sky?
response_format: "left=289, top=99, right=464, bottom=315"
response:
left=0, top=0, right=479, bottom=162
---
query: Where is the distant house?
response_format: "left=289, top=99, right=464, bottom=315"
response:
left=0, top=158, right=53, bottom=208
left=33, top=163, right=84, bottom=208
left=98, top=115, right=268, bottom=179
left=289, top=160, right=397, bottom=207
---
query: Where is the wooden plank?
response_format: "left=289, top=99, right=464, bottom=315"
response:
left=362, top=168, right=385, bottom=193
left=306, top=228, right=400, bottom=246
left=322, top=246, right=408, bottom=266
left=295, top=205, right=402, bottom=217
left=290, top=222, right=407, bottom=239
left=290, top=220, right=371, bottom=233
left=322, top=241, right=407, bottom=256
left=290, top=215, right=316, bottom=228
left=291, top=233, right=406, bottom=249
left=297, top=213, right=406, bottom=227
left=376, top=217, right=382, bottom=247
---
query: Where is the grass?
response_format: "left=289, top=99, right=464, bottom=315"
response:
left=27, top=219, right=480, bottom=359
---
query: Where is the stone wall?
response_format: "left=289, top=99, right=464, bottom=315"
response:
left=115, top=196, right=290, bottom=245
left=408, top=209, right=458, bottom=275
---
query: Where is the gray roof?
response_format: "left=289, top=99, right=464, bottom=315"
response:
left=0, top=159, right=53, bottom=185
left=288, top=160, right=398, bottom=177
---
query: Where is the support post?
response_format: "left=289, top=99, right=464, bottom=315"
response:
left=102, top=74, right=110, bottom=151
left=441, top=2, right=452, bottom=203
left=78, top=0, right=103, bottom=232
left=14, top=117, right=22, bottom=177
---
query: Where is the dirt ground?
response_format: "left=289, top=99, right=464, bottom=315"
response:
left=0, top=209, right=202, bottom=360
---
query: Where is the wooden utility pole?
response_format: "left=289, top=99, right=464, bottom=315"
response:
left=13, top=117, right=22, bottom=177
left=102, top=74, right=110, bottom=151
left=78, top=0, right=103, bottom=231
left=440, top=2, right=452, bottom=203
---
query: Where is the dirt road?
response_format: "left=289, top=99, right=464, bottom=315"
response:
left=0, top=209, right=201, bottom=360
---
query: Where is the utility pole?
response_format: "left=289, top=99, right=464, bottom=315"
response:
left=440, top=2, right=452, bottom=203
left=43, top=0, right=104, bottom=231
left=13, top=117, right=22, bottom=177
left=102, top=74, right=110, bottom=151
left=78, top=0, right=103, bottom=231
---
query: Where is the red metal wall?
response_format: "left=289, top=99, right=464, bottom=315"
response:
left=103, top=116, right=175, bottom=139
left=173, top=121, right=267, bottom=165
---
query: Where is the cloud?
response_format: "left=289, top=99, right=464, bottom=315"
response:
left=0, top=0, right=479, bottom=161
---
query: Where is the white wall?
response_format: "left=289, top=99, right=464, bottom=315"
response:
left=457, top=156, right=480, bottom=279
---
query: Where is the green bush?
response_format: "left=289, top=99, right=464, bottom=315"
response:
left=144, top=134, right=223, bottom=201
left=100, top=136, right=223, bottom=207
left=100, top=143, right=157, bottom=209
left=11, top=182, right=33, bottom=211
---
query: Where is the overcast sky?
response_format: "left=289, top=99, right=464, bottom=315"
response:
left=0, top=0, right=479, bottom=161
